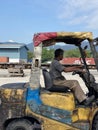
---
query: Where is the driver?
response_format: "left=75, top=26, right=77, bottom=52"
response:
left=49, top=48, right=94, bottom=106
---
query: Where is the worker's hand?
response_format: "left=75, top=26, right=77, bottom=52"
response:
left=77, top=68, right=86, bottom=73
left=72, top=69, right=86, bottom=75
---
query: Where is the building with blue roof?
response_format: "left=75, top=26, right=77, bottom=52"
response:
left=0, top=42, right=29, bottom=63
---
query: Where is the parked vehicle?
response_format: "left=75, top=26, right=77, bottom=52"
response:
left=0, top=32, right=98, bottom=130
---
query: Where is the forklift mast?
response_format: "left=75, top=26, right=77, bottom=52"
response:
left=89, top=38, right=98, bottom=70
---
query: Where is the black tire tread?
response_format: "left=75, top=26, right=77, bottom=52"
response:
left=6, top=119, right=32, bottom=130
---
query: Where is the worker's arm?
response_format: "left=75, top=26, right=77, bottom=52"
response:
left=63, top=66, right=83, bottom=73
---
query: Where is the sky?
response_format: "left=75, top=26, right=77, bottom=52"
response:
left=0, top=0, right=98, bottom=44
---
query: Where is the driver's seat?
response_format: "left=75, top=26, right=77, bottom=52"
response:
left=42, top=69, right=70, bottom=92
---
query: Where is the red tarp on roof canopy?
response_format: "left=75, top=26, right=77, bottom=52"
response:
left=33, top=32, right=93, bottom=47
left=33, top=32, right=57, bottom=47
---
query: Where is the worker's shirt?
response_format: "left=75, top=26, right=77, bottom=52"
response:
left=49, top=59, right=65, bottom=80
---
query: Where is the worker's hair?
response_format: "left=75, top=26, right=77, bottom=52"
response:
left=55, top=48, right=64, bottom=58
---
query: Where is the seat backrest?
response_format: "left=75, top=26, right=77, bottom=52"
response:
left=42, top=69, right=53, bottom=89
left=42, top=69, right=70, bottom=93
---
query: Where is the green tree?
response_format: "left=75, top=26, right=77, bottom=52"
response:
left=27, top=51, right=33, bottom=62
left=42, top=48, right=54, bottom=63
left=64, top=48, right=80, bottom=57
left=64, top=48, right=91, bottom=58
left=86, top=50, right=93, bottom=57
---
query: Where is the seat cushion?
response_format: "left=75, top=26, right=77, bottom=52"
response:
left=48, top=85, right=70, bottom=92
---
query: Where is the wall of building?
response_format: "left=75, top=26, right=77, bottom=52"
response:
left=0, top=45, right=28, bottom=63
left=9, top=58, right=20, bottom=63
left=20, top=47, right=28, bottom=63
left=0, top=48, right=20, bottom=63
left=0, top=48, right=19, bottom=58
left=0, top=43, right=28, bottom=63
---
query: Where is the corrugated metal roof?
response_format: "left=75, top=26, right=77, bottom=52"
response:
left=0, top=42, right=29, bottom=50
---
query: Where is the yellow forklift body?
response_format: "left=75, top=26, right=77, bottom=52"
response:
left=26, top=106, right=80, bottom=130
left=41, top=91, right=75, bottom=111
left=26, top=88, right=93, bottom=130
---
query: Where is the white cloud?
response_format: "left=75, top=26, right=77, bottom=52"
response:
left=8, top=40, right=15, bottom=42
left=58, top=0, right=98, bottom=30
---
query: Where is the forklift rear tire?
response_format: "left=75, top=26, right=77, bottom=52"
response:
left=6, top=119, right=32, bottom=130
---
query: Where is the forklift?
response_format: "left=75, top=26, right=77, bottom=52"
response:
left=0, top=32, right=98, bottom=130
